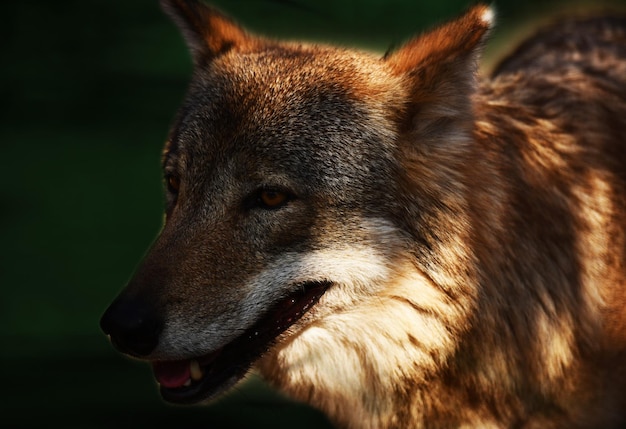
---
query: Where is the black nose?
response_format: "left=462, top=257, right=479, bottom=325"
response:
left=100, top=296, right=163, bottom=357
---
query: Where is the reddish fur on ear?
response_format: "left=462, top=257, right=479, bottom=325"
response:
left=384, top=5, right=493, bottom=138
left=160, top=0, right=257, bottom=64
left=385, top=5, right=493, bottom=76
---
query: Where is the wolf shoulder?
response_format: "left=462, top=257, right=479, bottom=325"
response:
left=479, top=14, right=626, bottom=163
left=492, top=15, right=626, bottom=79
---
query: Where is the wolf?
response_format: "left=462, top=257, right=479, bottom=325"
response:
left=100, top=0, right=626, bottom=427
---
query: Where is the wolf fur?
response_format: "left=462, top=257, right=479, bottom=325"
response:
left=100, top=1, right=626, bottom=427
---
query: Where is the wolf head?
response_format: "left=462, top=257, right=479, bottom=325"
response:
left=101, top=0, right=491, bottom=406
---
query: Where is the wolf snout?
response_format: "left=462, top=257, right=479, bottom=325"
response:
left=100, top=296, right=163, bottom=357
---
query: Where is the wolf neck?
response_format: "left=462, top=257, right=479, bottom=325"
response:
left=256, top=89, right=609, bottom=428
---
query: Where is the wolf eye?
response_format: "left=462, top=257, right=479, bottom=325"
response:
left=166, top=175, right=181, bottom=194
left=260, top=189, right=288, bottom=208
left=244, top=187, right=295, bottom=211
left=254, top=188, right=292, bottom=210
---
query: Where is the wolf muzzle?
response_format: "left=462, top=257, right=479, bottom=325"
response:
left=100, top=295, right=163, bottom=357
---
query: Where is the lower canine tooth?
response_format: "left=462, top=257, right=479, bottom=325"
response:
left=183, top=379, right=192, bottom=387
left=190, top=360, right=204, bottom=381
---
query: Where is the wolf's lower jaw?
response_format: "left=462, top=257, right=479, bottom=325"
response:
left=151, top=280, right=331, bottom=404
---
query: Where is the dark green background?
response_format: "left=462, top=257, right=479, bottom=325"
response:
left=4, top=0, right=625, bottom=427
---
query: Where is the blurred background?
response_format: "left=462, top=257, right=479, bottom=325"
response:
left=3, top=0, right=626, bottom=427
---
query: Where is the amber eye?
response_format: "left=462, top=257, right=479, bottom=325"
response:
left=166, top=175, right=180, bottom=193
left=259, top=189, right=289, bottom=209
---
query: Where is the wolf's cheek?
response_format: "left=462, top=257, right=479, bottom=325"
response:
left=257, top=268, right=464, bottom=424
left=154, top=217, right=399, bottom=357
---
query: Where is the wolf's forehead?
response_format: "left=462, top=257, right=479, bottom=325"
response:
left=215, top=46, right=389, bottom=100
left=209, top=48, right=394, bottom=125
left=173, top=47, right=400, bottom=161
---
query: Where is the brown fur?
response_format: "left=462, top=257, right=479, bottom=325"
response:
left=101, top=2, right=626, bottom=427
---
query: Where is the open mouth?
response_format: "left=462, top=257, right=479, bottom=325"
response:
left=151, top=281, right=331, bottom=404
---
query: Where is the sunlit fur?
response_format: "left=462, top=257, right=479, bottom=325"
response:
left=107, top=1, right=626, bottom=427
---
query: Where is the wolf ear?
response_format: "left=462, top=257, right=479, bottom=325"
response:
left=160, top=0, right=255, bottom=64
left=384, top=5, right=493, bottom=138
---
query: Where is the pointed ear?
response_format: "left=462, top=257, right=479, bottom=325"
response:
left=384, top=5, right=493, bottom=137
left=160, top=0, right=256, bottom=64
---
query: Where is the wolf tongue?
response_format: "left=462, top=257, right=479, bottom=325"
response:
left=152, top=360, right=191, bottom=389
